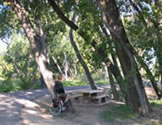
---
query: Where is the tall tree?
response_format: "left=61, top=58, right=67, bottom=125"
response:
left=127, top=0, right=162, bottom=98
left=48, top=0, right=97, bottom=89
left=108, top=67, right=119, bottom=100
left=11, top=0, right=55, bottom=97
left=96, top=0, right=151, bottom=116
left=69, top=12, right=97, bottom=89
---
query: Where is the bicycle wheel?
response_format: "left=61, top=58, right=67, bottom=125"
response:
left=49, top=103, right=62, bottom=116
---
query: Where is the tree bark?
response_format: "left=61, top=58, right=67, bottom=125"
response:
left=108, top=68, right=119, bottom=100
left=73, top=59, right=78, bottom=76
left=99, top=24, right=125, bottom=95
left=48, top=0, right=78, bottom=30
left=13, top=0, right=55, bottom=98
left=97, top=0, right=151, bottom=116
left=52, top=56, right=64, bottom=76
left=91, top=39, right=126, bottom=100
left=131, top=46, right=162, bottom=99
left=91, top=34, right=126, bottom=101
left=63, top=52, right=69, bottom=80
left=102, top=63, right=108, bottom=80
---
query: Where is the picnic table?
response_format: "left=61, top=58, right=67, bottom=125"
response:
left=79, top=90, right=103, bottom=97
left=77, top=89, right=106, bottom=104
left=67, top=86, right=110, bottom=104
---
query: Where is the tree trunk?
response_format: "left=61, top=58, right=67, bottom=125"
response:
left=73, top=59, right=78, bottom=76
left=102, top=63, right=108, bottom=80
left=108, top=68, right=119, bottom=100
left=52, top=56, right=64, bottom=76
left=105, top=58, right=127, bottom=96
left=69, top=13, right=97, bottom=90
left=47, top=0, right=97, bottom=89
left=129, top=0, right=162, bottom=98
left=63, top=52, right=69, bottom=80
left=99, top=24, right=126, bottom=96
left=111, top=53, right=119, bottom=71
left=91, top=38, right=126, bottom=99
left=97, top=0, right=151, bottom=116
left=153, top=1, right=162, bottom=96
left=132, top=47, right=162, bottom=99
left=13, top=0, right=55, bottom=98
left=40, top=74, right=46, bottom=89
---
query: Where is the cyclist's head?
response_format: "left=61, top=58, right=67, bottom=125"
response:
left=57, top=75, right=62, bottom=81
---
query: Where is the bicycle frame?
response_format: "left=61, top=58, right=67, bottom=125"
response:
left=49, top=96, right=66, bottom=115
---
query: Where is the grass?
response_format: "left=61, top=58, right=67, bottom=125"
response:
left=149, top=99, right=162, bottom=107
left=62, top=79, right=109, bottom=87
left=101, top=104, right=137, bottom=122
left=101, top=100, right=162, bottom=124
left=62, top=80, right=88, bottom=87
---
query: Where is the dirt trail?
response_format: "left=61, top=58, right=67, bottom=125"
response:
left=1, top=87, right=161, bottom=125
left=21, top=94, right=162, bottom=125
left=21, top=94, right=109, bottom=125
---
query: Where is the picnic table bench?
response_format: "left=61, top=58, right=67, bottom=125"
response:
left=91, top=94, right=107, bottom=104
left=66, top=90, right=83, bottom=103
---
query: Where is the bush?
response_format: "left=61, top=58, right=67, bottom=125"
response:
left=0, top=80, right=19, bottom=93
left=0, top=78, right=41, bottom=93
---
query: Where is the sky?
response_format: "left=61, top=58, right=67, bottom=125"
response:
left=0, top=40, right=7, bottom=54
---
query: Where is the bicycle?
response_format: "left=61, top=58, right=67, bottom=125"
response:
left=49, top=96, right=68, bottom=116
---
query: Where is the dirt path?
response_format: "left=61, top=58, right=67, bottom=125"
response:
left=21, top=94, right=109, bottom=125
left=1, top=93, right=160, bottom=125
left=1, top=87, right=161, bottom=125
left=20, top=94, right=162, bottom=125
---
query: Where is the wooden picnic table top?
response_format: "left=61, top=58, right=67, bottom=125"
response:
left=77, top=89, right=103, bottom=94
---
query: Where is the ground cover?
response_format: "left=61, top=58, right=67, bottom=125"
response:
left=30, top=93, right=162, bottom=125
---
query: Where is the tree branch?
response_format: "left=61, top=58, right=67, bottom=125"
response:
left=47, top=0, right=78, bottom=30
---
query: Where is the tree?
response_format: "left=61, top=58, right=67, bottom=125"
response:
left=96, top=0, right=151, bottom=116
left=69, top=12, right=97, bottom=89
left=125, top=0, right=162, bottom=98
left=48, top=0, right=97, bottom=89
left=11, top=0, right=55, bottom=97
left=1, top=32, right=38, bottom=89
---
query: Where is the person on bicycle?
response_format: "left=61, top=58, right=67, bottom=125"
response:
left=53, top=75, right=74, bottom=112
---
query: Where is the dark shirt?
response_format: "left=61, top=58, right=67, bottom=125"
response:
left=54, top=81, right=65, bottom=95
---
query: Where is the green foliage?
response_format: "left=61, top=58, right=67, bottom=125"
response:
left=0, top=0, right=161, bottom=98
left=0, top=5, right=21, bottom=38
left=0, top=80, right=15, bottom=92
left=123, top=1, right=162, bottom=80
left=101, top=104, right=137, bottom=122
left=0, top=78, right=40, bottom=93
left=77, top=1, right=101, bottom=41
left=0, top=32, right=39, bottom=92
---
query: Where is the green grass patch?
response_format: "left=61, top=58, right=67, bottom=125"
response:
left=62, top=80, right=88, bottom=87
left=149, top=99, right=162, bottom=107
left=95, top=80, right=109, bottom=85
left=62, top=80, right=109, bottom=87
left=101, top=104, right=137, bottom=122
